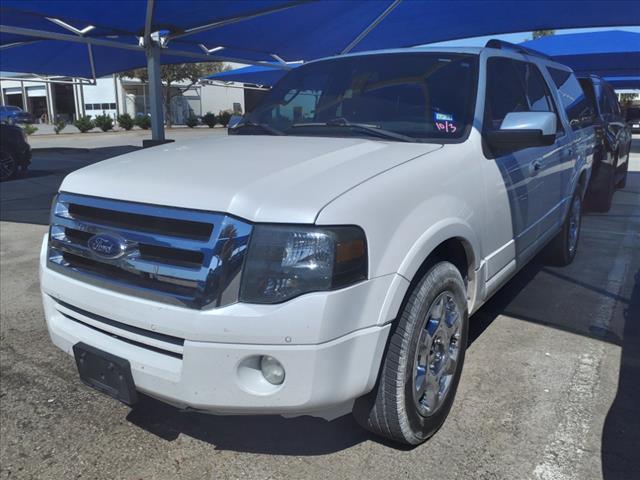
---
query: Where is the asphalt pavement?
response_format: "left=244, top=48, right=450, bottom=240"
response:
left=0, top=133, right=638, bottom=480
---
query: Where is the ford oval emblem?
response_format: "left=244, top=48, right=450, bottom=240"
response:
left=87, top=233, right=126, bottom=259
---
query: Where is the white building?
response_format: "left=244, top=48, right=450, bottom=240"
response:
left=0, top=66, right=246, bottom=125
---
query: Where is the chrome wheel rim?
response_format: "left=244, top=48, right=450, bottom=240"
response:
left=568, top=196, right=581, bottom=256
left=0, top=153, right=16, bottom=181
left=413, top=291, right=461, bottom=417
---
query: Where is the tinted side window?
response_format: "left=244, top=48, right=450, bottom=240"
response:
left=578, top=78, right=598, bottom=115
left=598, top=85, right=613, bottom=115
left=606, top=87, right=621, bottom=116
left=513, top=62, right=550, bottom=111
left=484, top=57, right=529, bottom=130
left=514, top=61, right=563, bottom=133
left=547, top=67, right=593, bottom=130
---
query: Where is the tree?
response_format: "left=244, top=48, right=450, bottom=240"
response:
left=619, top=93, right=638, bottom=107
left=118, top=62, right=228, bottom=126
left=532, top=29, right=555, bottom=40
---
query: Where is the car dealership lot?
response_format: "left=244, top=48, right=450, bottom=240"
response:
left=1, top=135, right=638, bottom=480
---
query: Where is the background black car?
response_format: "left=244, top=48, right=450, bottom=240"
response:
left=578, top=75, right=632, bottom=212
left=0, top=124, right=32, bottom=181
left=625, top=106, right=640, bottom=133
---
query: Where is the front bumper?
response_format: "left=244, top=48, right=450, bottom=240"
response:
left=40, top=235, right=403, bottom=418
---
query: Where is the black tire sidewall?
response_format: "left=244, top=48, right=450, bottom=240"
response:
left=0, top=151, right=17, bottom=181
left=401, top=262, right=469, bottom=443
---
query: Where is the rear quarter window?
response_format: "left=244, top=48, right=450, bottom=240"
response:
left=547, top=67, right=594, bottom=130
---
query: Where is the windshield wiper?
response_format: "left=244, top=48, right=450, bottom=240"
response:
left=289, top=117, right=415, bottom=142
left=233, top=120, right=284, bottom=136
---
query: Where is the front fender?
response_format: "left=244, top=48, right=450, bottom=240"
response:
left=398, top=218, right=480, bottom=281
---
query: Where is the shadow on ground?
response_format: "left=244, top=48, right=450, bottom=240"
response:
left=127, top=397, right=374, bottom=455
left=601, top=270, right=640, bottom=479
left=0, top=146, right=140, bottom=225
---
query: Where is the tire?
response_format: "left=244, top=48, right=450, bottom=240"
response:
left=353, top=261, right=469, bottom=445
left=589, top=161, right=615, bottom=212
left=545, top=191, right=582, bottom=266
left=0, top=150, right=17, bottom=181
left=617, top=153, right=629, bottom=189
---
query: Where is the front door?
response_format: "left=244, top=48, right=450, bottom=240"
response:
left=483, top=56, right=557, bottom=265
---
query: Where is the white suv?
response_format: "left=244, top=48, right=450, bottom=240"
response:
left=41, top=41, right=594, bottom=445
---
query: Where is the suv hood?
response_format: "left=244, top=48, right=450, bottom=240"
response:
left=61, top=135, right=441, bottom=223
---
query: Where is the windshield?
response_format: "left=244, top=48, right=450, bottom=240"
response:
left=245, top=53, right=478, bottom=142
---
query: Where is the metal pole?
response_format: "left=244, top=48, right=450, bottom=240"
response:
left=113, top=74, right=120, bottom=116
left=20, top=81, right=27, bottom=110
left=146, top=45, right=165, bottom=141
left=73, top=81, right=80, bottom=121
left=80, top=82, right=86, bottom=117
left=46, top=81, right=56, bottom=123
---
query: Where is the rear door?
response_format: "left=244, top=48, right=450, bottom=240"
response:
left=547, top=67, right=595, bottom=205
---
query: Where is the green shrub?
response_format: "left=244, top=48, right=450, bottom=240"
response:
left=134, top=115, right=151, bottom=130
left=185, top=114, right=199, bottom=128
left=22, top=124, right=38, bottom=136
left=53, top=118, right=66, bottom=134
left=93, top=113, right=114, bottom=132
left=117, top=113, right=134, bottom=131
left=202, top=112, right=217, bottom=128
left=74, top=115, right=94, bottom=133
left=218, top=110, right=232, bottom=127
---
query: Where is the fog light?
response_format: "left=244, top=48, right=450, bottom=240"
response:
left=260, top=355, right=285, bottom=385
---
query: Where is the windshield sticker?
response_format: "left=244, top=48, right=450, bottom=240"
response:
left=434, top=112, right=454, bottom=122
left=434, top=112, right=457, bottom=134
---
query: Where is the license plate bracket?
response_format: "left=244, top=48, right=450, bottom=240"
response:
left=73, top=342, right=138, bottom=405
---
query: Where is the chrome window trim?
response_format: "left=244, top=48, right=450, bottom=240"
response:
left=48, top=192, right=253, bottom=310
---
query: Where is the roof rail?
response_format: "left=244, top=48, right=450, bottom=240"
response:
left=484, top=39, right=551, bottom=60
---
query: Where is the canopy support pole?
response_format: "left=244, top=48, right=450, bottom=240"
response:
left=341, top=0, right=402, bottom=54
left=146, top=44, right=165, bottom=142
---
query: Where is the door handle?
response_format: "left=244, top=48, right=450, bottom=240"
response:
left=530, top=160, right=542, bottom=175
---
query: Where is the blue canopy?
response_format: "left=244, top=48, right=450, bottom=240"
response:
left=1, top=1, right=639, bottom=78
left=204, top=63, right=298, bottom=86
left=520, top=30, right=640, bottom=79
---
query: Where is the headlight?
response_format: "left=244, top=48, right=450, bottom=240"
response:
left=239, top=225, right=367, bottom=304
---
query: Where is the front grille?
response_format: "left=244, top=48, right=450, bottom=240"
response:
left=48, top=192, right=252, bottom=309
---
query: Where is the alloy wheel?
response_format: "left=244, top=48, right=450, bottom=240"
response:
left=413, top=291, right=462, bottom=417
left=568, top=195, right=581, bottom=256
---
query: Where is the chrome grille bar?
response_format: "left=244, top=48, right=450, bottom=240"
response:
left=48, top=192, right=253, bottom=309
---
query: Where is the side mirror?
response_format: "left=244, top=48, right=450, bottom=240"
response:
left=486, top=111, right=557, bottom=152
left=228, top=115, right=243, bottom=130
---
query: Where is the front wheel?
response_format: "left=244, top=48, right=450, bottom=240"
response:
left=545, top=191, right=582, bottom=266
left=353, top=261, right=469, bottom=445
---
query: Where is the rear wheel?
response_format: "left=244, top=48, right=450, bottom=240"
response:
left=0, top=150, right=17, bottom=181
left=353, top=261, right=468, bottom=445
left=545, top=191, right=582, bottom=266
